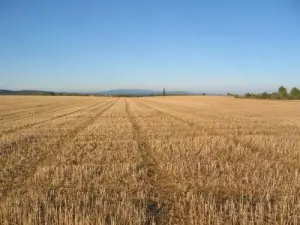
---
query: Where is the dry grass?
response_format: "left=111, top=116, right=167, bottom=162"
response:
left=1, top=95, right=300, bottom=224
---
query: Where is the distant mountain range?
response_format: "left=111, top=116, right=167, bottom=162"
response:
left=0, top=89, right=52, bottom=95
left=98, top=89, right=154, bottom=95
left=0, top=89, right=193, bottom=96
left=98, top=89, right=192, bottom=96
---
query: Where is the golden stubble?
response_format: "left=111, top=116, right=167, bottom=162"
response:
left=1, top=95, right=300, bottom=224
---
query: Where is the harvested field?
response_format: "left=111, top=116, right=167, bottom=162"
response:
left=1, top=95, right=300, bottom=224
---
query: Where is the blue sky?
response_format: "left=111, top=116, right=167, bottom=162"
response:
left=0, top=0, right=300, bottom=93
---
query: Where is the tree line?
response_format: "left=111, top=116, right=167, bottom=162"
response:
left=242, top=86, right=300, bottom=100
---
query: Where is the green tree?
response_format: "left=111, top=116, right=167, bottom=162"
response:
left=290, top=87, right=300, bottom=99
left=271, top=92, right=280, bottom=99
left=245, top=93, right=256, bottom=98
left=278, top=86, right=288, bottom=98
left=261, top=91, right=270, bottom=99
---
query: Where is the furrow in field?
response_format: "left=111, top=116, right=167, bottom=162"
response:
left=0, top=99, right=149, bottom=225
left=0, top=99, right=92, bottom=119
left=0, top=99, right=117, bottom=200
left=137, top=98, right=296, bottom=136
left=138, top=99, right=199, bottom=127
left=135, top=98, right=300, bottom=224
left=125, top=99, right=180, bottom=225
left=2, top=96, right=300, bottom=224
left=0, top=101, right=103, bottom=135
left=0, top=100, right=88, bottom=124
left=139, top=99, right=300, bottom=169
left=0, top=99, right=100, bottom=127
left=0, top=100, right=108, bottom=158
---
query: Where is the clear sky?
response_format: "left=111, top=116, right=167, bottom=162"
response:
left=1, top=0, right=300, bottom=93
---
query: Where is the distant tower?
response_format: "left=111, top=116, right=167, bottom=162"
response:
left=163, top=88, right=166, bottom=96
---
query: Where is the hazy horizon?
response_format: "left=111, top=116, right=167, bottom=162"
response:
left=1, top=0, right=299, bottom=92
left=0, top=85, right=288, bottom=95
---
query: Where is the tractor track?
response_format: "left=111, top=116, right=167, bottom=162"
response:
left=0, top=99, right=117, bottom=200
left=125, top=99, right=178, bottom=225
left=0, top=101, right=109, bottom=157
left=137, top=99, right=200, bottom=127
left=136, top=100, right=278, bottom=182
left=0, top=99, right=92, bottom=121
left=0, top=100, right=92, bottom=124
left=0, top=101, right=104, bottom=136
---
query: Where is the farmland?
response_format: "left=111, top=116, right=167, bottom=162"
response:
left=1, top=96, right=300, bottom=224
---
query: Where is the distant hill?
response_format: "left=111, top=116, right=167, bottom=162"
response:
left=0, top=89, right=51, bottom=95
left=98, top=89, right=154, bottom=96
left=167, top=91, right=192, bottom=95
left=0, top=89, right=193, bottom=96
left=98, top=89, right=192, bottom=96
